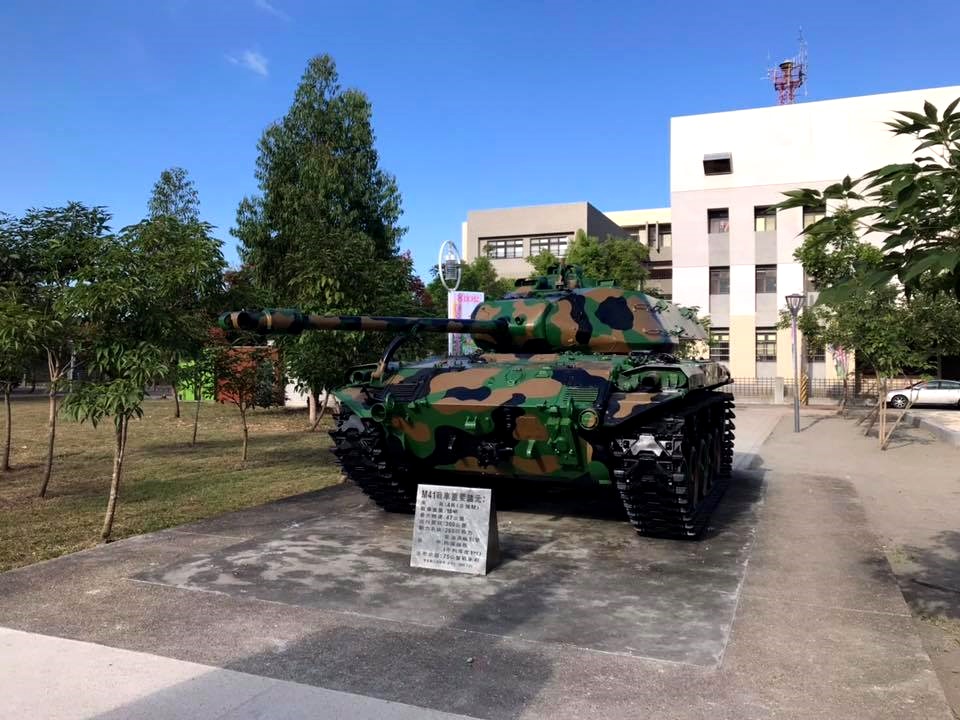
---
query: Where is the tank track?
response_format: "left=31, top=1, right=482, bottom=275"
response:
left=329, top=409, right=417, bottom=512
left=609, top=392, right=735, bottom=539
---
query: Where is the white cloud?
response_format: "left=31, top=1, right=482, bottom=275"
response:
left=253, top=0, right=289, bottom=21
left=227, top=50, right=269, bottom=77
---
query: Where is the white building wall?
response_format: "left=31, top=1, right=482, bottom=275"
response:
left=671, top=84, right=960, bottom=379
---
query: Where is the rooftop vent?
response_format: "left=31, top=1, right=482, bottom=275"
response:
left=703, top=153, right=732, bottom=176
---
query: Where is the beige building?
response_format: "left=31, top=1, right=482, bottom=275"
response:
left=461, top=202, right=673, bottom=293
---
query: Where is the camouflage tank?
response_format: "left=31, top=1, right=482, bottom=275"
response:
left=219, top=266, right=734, bottom=538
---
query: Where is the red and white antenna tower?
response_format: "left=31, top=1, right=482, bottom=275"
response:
left=768, top=29, right=808, bottom=104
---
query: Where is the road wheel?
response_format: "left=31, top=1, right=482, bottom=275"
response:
left=889, top=394, right=908, bottom=409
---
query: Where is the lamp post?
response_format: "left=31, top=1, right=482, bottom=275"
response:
left=785, top=293, right=805, bottom=432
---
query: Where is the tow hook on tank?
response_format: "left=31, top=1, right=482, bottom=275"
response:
left=627, top=434, right=665, bottom=456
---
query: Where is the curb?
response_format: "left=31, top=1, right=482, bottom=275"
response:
left=904, top=411, right=960, bottom=447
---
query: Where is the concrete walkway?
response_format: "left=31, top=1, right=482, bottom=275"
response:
left=0, top=627, right=477, bottom=720
left=0, top=405, right=953, bottom=719
left=905, top=407, right=960, bottom=447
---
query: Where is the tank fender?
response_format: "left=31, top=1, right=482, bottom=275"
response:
left=604, top=391, right=681, bottom=426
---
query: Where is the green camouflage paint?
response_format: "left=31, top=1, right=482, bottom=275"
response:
left=218, top=266, right=731, bottom=486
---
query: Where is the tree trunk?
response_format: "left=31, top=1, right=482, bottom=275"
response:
left=101, top=416, right=128, bottom=541
left=172, top=381, right=181, bottom=418
left=308, top=391, right=318, bottom=426
left=310, top=392, right=330, bottom=432
left=38, top=354, right=59, bottom=498
left=2, top=386, right=11, bottom=472
left=191, top=398, right=201, bottom=447
left=240, top=407, right=249, bottom=463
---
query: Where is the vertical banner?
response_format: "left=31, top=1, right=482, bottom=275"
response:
left=447, top=290, right=485, bottom=356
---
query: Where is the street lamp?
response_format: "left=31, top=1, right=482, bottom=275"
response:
left=785, top=293, right=805, bottom=432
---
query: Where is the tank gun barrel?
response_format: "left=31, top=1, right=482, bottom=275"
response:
left=218, top=309, right=509, bottom=336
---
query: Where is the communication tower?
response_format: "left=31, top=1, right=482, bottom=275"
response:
left=768, top=30, right=808, bottom=104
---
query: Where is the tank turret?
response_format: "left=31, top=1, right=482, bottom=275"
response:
left=218, top=268, right=705, bottom=355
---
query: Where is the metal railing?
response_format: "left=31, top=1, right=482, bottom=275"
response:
left=726, top=376, right=921, bottom=404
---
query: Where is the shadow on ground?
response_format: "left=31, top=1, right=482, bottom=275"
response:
left=897, top=530, right=960, bottom=621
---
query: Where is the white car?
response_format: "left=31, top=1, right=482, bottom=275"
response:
left=886, top=380, right=960, bottom=409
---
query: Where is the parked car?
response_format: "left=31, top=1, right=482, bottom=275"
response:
left=886, top=380, right=960, bottom=409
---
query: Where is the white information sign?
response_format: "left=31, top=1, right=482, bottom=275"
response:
left=410, top=484, right=500, bottom=575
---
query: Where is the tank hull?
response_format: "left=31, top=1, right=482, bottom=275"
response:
left=329, top=353, right=734, bottom=538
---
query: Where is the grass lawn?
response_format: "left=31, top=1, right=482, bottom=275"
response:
left=0, top=395, right=342, bottom=572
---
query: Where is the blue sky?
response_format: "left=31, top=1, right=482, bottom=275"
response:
left=3, top=1, right=959, bottom=280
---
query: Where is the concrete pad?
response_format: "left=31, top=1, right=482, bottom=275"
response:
left=0, top=627, right=478, bottom=720
left=0, top=405, right=952, bottom=719
left=135, top=474, right=763, bottom=667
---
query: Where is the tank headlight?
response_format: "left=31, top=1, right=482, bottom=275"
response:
left=370, top=403, right=387, bottom=422
left=578, top=408, right=600, bottom=430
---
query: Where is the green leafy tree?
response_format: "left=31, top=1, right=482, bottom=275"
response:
left=59, top=231, right=170, bottom=540
left=0, top=293, right=43, bottom=472
left=526, top=229, right=650, bottom=289
left=776, top=206, right=925, bottom=408
left=179, top=336, right=219, bottom=447
left=145, top=169, right=224, bottom=418
left=778, top=96, right=960, bottom=299
left=12, top=204, right=112, bottom=497
left=233, top=54, right=408, bottom=412
left=148, top=167, right=200, bottom=223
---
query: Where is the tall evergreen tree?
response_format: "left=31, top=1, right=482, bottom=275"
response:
left=148, top=167, right=200, bottom=223
left=233, top=54, right=407, bottom=402
left=145, top=168, right=223, bottom=417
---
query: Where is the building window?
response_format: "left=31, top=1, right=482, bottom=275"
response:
left=756, top=329, right=777, bottom=362
left=649, top=267, right=672, bottom=282
left=803, top=205, right=826, bottom=229
left=708, top=208, right=729, bottom=234
left=529, top=235, right=568, bottom=258
left=627, top=225, right=646, bottom=243
left=709, top=267, right=730, bottom=295
left=806, top=345, right=826, bottom=362
left=646, top=225, right=657, bottom=248
left=755, top=265, right=777, bottom=294
left=710, top=330, right=730, bottom=362
left=659, top=223, right=672, bottom=247
left=703, top=153, right=733, bottom=175
left=754, top=206, right=777, bottom=232
left=485, top=238, right=524, bottom=259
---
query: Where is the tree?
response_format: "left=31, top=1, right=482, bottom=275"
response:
left=179, top=337, right=218, bottom=446
left=59, top=230, right=169, bottom=540
left=525, top=229, right=650, bottom=289
left=0, top=293, right=42, bottom=472
left=145, top=169, right=222, bottom=418
left=12, top=204, right=112, bottom=497
left=778, top=96, right=960, bottom=398
left=148, top=167, right=200, bottom=223
left=775, top=206, right=926, bottom=416
left=213, top=343, right=277, bottom=463
left=777, top=96, right=960, bottom=300
left=233, top=54, right=408, bottom=407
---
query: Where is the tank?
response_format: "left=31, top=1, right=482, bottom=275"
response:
left=219, top=266, right=735, bottom=538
